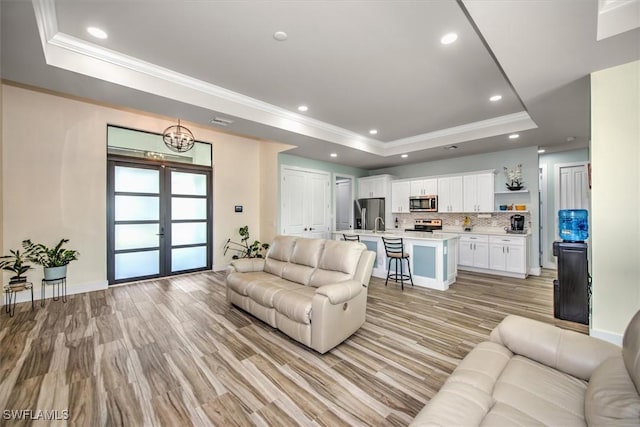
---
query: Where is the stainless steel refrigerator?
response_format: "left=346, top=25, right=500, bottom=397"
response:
left=354, top=198, right=385, bottom=231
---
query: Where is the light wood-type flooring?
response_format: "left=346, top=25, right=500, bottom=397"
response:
left=0, top=269, right=587, bottom=426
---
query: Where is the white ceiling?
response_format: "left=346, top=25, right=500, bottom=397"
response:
left=1, top=0, right=639, bottom=169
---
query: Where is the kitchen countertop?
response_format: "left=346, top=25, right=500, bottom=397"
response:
left=335, top=230, right=458, bottom=241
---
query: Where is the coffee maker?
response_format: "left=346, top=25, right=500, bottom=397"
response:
left=510, top=215, right=525, bottom=233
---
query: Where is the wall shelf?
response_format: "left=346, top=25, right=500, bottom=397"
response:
left=495, top=210, right=529, bottom=214
left=495, top=190, right=529, bottom=194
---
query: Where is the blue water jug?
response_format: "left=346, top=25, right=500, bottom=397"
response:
left=559, top=209, right=588, bottom=242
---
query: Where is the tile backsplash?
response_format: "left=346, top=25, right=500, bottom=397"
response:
left=392, top=211, right=532, bottom=231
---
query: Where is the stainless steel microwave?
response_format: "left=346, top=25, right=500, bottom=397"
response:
left=409, top=195, right=438, bottom=212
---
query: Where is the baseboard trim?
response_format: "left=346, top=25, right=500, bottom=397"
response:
left=529, top=266, right=542, bottom=276
left=590, top=327, right=623, bottom=346
left=3, top=280, right=108, bottom=305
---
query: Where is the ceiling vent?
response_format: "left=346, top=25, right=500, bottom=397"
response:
left=210, top=116, right=234, bottom=126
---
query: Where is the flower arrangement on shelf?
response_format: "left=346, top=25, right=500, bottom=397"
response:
left=503, top=164, right=524, bottom=190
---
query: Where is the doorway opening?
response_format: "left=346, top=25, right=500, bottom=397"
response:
left=334, top=175, right=355, bottom=233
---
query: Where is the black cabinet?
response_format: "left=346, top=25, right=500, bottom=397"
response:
left=553, top=241, right=589, bottom=325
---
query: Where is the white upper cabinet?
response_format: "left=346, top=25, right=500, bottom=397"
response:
left=438, top=176, right=463, bottom=212
left=358, top=175, right=393, bottom=199
left=463, top=172, right=494, bottom=212
left=410, top=179, right=438, bottom=197
left=391, top=181, right=411, bottom=213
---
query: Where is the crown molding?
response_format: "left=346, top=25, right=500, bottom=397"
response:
left=31, top=0, right=535, bottom=159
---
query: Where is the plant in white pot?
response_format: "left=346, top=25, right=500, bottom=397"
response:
left=22, top=239, right=79, bottom=280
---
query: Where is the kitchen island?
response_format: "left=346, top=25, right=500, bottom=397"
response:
left=334, top=230, right=458, bottom=291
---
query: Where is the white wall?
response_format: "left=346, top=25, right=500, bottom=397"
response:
left=1, top=84, right=287, bottom=289
left=590, top=60, right=640, bottom=343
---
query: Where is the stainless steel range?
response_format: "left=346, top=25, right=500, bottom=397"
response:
left=405, top=219, right=443, bottom=233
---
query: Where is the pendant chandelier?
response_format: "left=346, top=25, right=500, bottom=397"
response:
left=162, top=119, right=195, bottom=152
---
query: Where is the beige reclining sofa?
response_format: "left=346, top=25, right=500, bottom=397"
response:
left=226, top=235, right=375, bottom=354
left=412, top=310, right=640, bottom=426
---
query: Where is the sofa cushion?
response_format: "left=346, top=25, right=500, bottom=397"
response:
left=226, top=271, right=276, bottom=296
left=307, top=240, right=365, bottom=287
left=290, top=238, right=324, bottom=267
left=447, top=341, right=512, bottom=394
left=493, top=356, right=587, bottom=426
left=623, top=309, right=640, bottom=393
left=585, top=356, right=640, bottom=426
left=247, top=279, right=300, bottom=308
left=309, top=269, right=353, bottom=287
left=481, top=402, right=546, bottom=426
left=264, top=235, right=297, bottom=277
left=411, top=380, right=495, bottom=426
left=272, top=287, right=316, bottom=324
left=318, top=240, right=364, bottom=274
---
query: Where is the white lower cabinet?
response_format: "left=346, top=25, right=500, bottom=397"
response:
left=458, top=233, right=530, bottom=278
left=489, top=236, right=528, bottom=275
left=458, top=235, right=489, bottom=269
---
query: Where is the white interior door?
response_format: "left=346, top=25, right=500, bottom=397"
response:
left=308, top=172, right=331, bottom=239
left=281, top=167, right=331, bottom=238
left=335, top=179, right=352, bottom=231
left=281, top=169, right=307, bottom=236
left=555, top=162, right=590, bottom=241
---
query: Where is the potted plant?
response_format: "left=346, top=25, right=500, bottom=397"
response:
left=503, top=164, right=524, bottom=190
left=0, top=249, right=33, bottom=285
left=223, top=226, right=270, bottom=259
left=22, top=238, right=79, bottom=280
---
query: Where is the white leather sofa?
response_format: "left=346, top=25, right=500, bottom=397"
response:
left=226, top=235, right=376, bottom=354
left=411, top=310, right=640, bottom=426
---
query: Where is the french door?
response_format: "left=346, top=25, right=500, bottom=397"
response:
left=107, top=159, right=212, bottom=284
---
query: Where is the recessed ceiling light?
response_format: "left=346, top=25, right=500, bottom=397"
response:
left=566, top=136, right=576, bottom=142
left=87, top=27, right=108, bottom=39
left=401, top=154, right=408, bottom=158
left=489, top=95, right=502, bottom=102
left=273, top=31, right=288, bottom=41
left=537, top=149, right=546, bottom=154
left=297, top=105, right=308, bottom=112
left=445, top=145, right=458, bottom=150
left=369, top=129, right=378, bottom=135
left=440, top=32, right=458, bottom=45
left=330, top=153, right=337, bottom=158
left=509, top=133, right=520, bottom=140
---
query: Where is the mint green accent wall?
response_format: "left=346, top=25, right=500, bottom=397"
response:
left=371, top=146, right=540, bottom=271
left=539, top=148, right=589, bottom=266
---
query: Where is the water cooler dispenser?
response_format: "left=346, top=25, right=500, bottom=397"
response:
left=553, top=209, right=589, bottom=325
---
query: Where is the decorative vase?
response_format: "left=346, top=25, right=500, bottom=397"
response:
left=506, top=184, right=524, bottom=191
left=44, top=265, right=67, bottom=281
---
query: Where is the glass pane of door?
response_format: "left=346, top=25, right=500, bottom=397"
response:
left=115, top=251, right=160, bottom=280
left=109, top=163, right=161, bottom=283
left=170, top=170, right=209, bottom=273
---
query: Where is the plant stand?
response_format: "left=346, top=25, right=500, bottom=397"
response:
left=4, top=282, right=34, bottom=317
left=41, top=277, right=67, bottom=307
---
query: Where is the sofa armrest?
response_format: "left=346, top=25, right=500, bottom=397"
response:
left=315, top=280, right=364, bottom=305
left=490, top=315, right=621, bottom=381
left=228, top=258, right=265, bottom=273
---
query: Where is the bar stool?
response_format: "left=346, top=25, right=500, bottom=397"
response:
left=382, top=237, right=413, bottom=290
left=342, top=234, right=360, bottom=242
